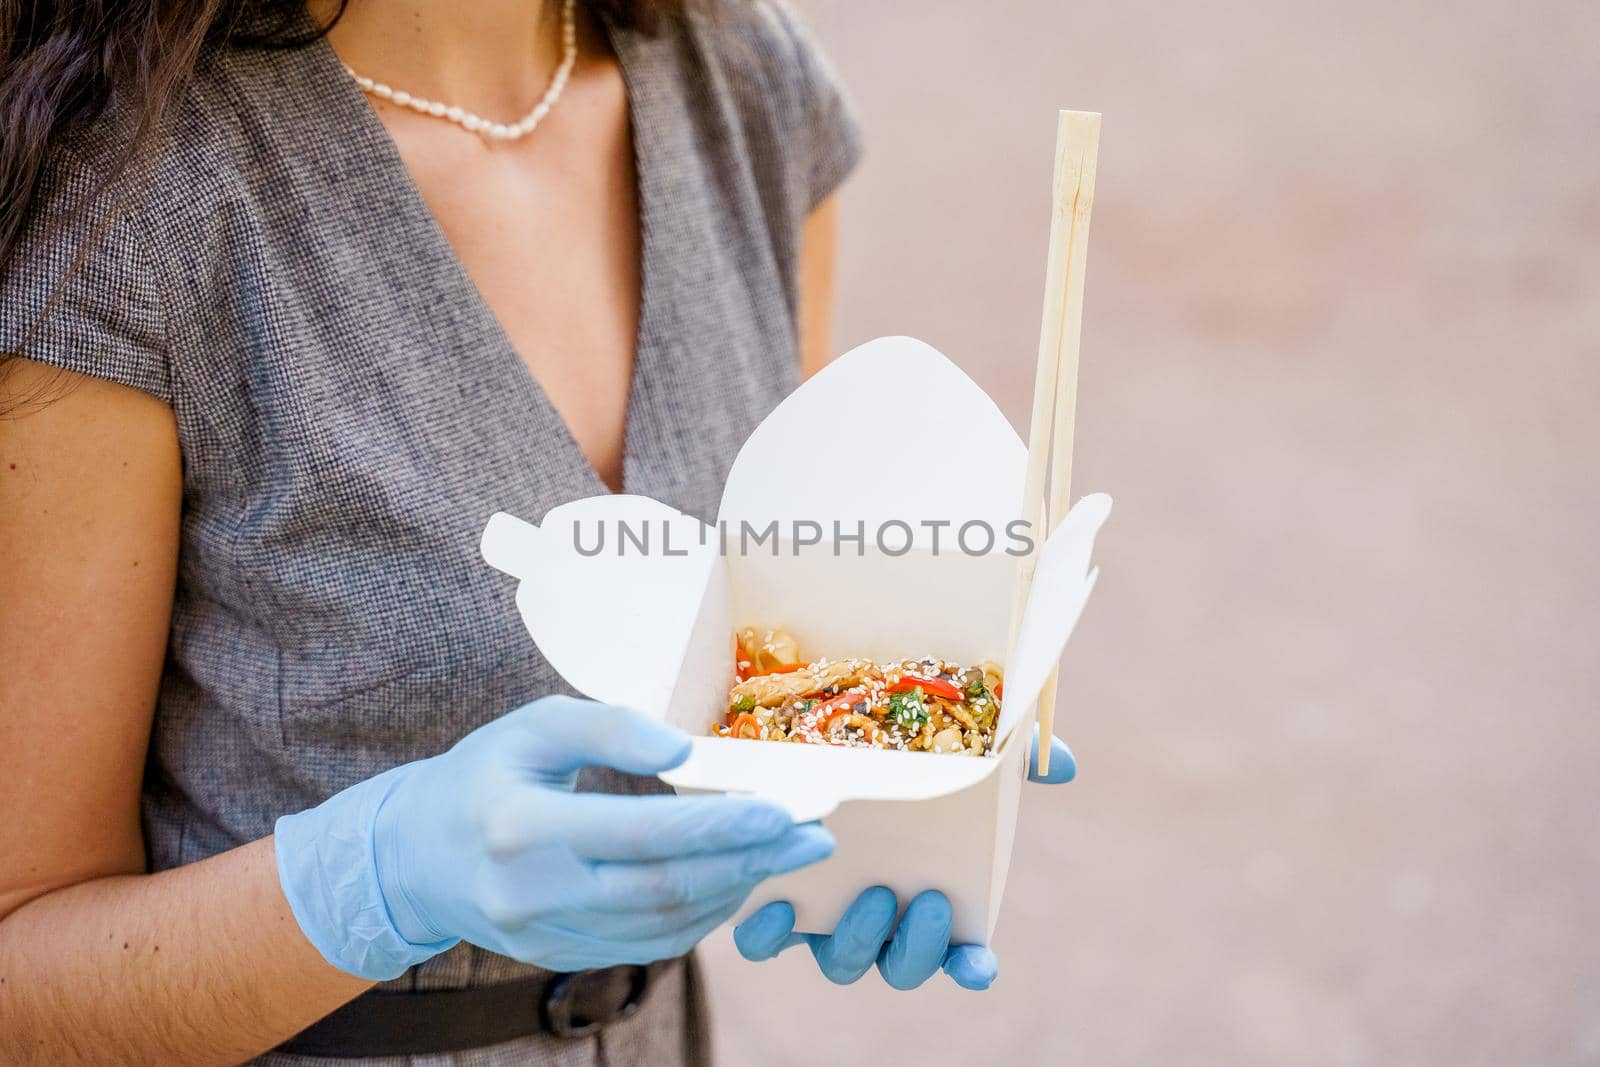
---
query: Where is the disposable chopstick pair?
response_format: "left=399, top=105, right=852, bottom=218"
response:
left=1006, top=110, right=1101, bottom=776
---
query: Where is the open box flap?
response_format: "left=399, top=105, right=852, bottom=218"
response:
left=718, top=336, right=1026, bottom=543
left=480, top=496, right=718, bottom=720
left=661, top=736, right=1004, bottom=823
left=997, top=492, right=1112, bottom=741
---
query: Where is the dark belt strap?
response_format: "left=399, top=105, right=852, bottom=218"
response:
left=277, top=959, right=678, bottom=1058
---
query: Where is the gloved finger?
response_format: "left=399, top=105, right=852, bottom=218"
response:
left=942, top=943, right=999, bottom=990
left=1027, top=730, right=1077, bottom=784
left=733, top=901, right=807, bottom=962
left=586, top=825, right=835, bottom=910
left=554, top=884, right=753, bottom=944
left=875, top=890, right=952, bottom=990
left=810, top=886, right=899, bottom=985
left=508, top=697, right=693, bottom=778
left=587, top=894, right=760, bottom=966
left=486, top=790, right=797, bottom=861
left=655, top=894, right=766, bottom=960
left=535, top=896, right=750, bottom=972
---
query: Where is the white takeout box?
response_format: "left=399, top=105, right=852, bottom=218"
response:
left=481, top=336, right=1110, bottom=944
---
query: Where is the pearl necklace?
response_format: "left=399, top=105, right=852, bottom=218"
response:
left=342, top=0, right=577, bottom=142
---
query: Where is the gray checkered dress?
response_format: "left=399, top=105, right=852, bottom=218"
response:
left=0, top=4, right=858, bottom=1063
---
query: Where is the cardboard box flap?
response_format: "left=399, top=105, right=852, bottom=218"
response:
left=718, top=336, right=1027, bottom=543
left=480, top=496, right=719, bottom=720
left=480, top=510, right=543, bottom=580
left=997, top=492, right=1112, bottom=741
left=661, top=736, right=1003, bottom=823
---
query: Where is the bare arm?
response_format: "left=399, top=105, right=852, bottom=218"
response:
left=797, top=194, right=840, bottom=380
left=0, top=361, right=370, bottom=1066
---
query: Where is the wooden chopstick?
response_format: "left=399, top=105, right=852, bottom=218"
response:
left=1006, top=110, right=1101, bottom=776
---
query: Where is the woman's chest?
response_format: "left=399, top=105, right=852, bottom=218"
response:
left=164, top=37, right=808, bottom=745
left=384, top=54, right=640, bottom=492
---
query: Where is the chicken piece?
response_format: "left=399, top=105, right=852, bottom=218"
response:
left=763, top=629, right=800, bottom=664
left=729, top=669, right=819, bottom=708
left=728, top=658, right=879, bottom=708
left=737, top=626, right=803, bottom=674
left=936, top=697, right=979, bottom=732
left=812, top=658, right=881, bottom=691
left=821, top=713, right=884, bottom=747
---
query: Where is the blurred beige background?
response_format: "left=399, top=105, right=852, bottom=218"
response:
left=699, top=2, right=1600, bottom=1064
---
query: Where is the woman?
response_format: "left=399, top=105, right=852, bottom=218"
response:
left=0, top=1, right=1078, bottom=1063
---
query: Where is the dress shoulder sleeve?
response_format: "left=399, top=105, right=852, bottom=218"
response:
left=0, top=142, right=171, bottom=403
left=720, top=0, right=865, bottom=214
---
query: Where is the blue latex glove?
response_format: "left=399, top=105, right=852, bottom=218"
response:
left=276, top=697, right=834, bottom=979
left=733, top=729, right=1075, bottom=991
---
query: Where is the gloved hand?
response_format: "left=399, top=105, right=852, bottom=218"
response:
left=732, top=729, right=1074, bottom=991
left=275, top=697, right=834, bottom=980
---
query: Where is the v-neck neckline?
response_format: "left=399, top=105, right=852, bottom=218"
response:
left=308, top=12, right=657, bottom=499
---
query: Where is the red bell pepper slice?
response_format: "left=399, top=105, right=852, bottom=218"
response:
left=888, top=673, right=963, bottom=701
left=810, top=692, right=860, bottom=721
left=808, top=692, right=879, bottom=745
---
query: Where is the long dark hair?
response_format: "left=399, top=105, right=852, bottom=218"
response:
left=0, top=0, right=669, bottom=389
